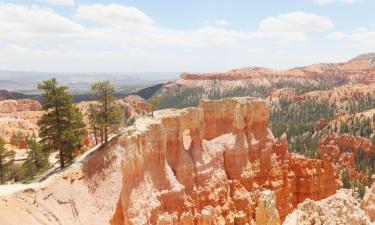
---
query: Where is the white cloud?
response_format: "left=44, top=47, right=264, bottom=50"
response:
left=75, top=4, right=154, bottom=27
left=313, top=0, right=360, bottom=5
left=74, top=4, right=251, bottom=46
left=39, top=0, right=75, bottom=6
left=259, top=11, right=334, bottom=41
left=210, top=19, right=232, bottom=27
left=0, top=3, right=352, bottom=72
left=327, top=27, right=375, bottom=45
left=0, top=4, right=98, bottom=45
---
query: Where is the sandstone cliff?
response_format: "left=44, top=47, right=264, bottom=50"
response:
left=111, top=97, right=337, bottom=225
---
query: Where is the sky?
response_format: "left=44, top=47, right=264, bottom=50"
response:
left=0, top=0, right=374, bottom=73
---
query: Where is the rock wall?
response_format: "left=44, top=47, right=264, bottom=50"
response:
left=111, top=97, right=337, bottom=225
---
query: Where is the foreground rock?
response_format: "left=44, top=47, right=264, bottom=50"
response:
left=284, top=189, right=372, bottom=225
left=111, top=97, right=337, bottom=225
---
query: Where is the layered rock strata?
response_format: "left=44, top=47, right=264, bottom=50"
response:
left=111, top=97, right=337, bottom=225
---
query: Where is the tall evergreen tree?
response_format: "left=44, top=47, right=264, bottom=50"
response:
left=37, top=78, right=85, bottom=169
left=91, top=81, right=123, bottom=144
left=0, top=137, right=15, bottom=184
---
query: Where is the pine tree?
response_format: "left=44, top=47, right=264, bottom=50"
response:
left=23, top=138, right=49, bottom=179
left=87, top=104, right=101, bottom=145
left=91, top=81, right=123, bottom=144
left=37, top=78, right=85, bottom=169
left=0, top=137, right=15, bottom=184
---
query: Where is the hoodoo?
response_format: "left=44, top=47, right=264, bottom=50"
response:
left=111, top=97, right=337, bottom=225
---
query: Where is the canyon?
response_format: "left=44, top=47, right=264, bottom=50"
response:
left=1, top=53, right=375, bottom=224
left=110, top=97, right=337, bottom=225
left=0, top=97, right=340, bottom=225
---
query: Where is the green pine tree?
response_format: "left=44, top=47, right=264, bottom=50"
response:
left=23, top=138, right=50, bottom=179
left=91, top=81, right=123, bottom=144
left=0, top=137, right=15, bottom=184
left=37, top=78, right=85, bottom=169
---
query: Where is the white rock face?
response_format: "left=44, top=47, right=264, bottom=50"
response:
left=256, top=190, right=281, bottom=225
left=284, top=189, right=372, bottom=225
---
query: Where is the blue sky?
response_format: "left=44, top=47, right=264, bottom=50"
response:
left=0, top=0, right=374, bottom=73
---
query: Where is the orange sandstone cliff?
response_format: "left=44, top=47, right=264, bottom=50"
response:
left=110, top=97, right=337, bottom=225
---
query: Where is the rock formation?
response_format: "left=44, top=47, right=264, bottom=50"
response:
left=0, top=99, right=41, bottom=113
left=318, top=134, right=375, bottom=181
left=177, top=53, right=375, bottom=85
left=0, top=99, right=43, bottom=143
left=362, top=181, right=375, bottom=222
left=284, top=189, right=372, bottom=225
left=111, top=97, right=337, bottom=225
left=122, top=95, right=153, bottom=122
left=255, top=190, right=280, bottom=225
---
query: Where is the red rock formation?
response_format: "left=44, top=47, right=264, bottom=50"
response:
left=318, top=134, right=375, bottom=181
left=111, top=97, right=337, bottom=225
left=123, top=95, right=153, bottom=121
left=0, top=99, right=41, bottom=113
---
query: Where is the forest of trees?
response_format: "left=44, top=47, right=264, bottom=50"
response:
left=0, top=79, right=124, bottom=184
left=269, top=98, right=336, bottom=157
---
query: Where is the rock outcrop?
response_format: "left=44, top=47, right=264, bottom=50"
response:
left=255, top=190, right=280, bottom=225
left=0, top=100, right=42, bottom=143
left=284, top=189, right=372, bottom=225
left=0, top=99, right=41, bottom=113
left=122, top=95, right=153, bottom=122
left=111, top=97, right=337, bottom=225
left=362, top=182, right=375, bottom=222
left=318, top=134, right=375, bottom=181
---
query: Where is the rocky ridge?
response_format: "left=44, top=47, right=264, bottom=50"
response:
left=111, top=97, right=337, bottom=225
left=179, top=53, right=375, bottom=83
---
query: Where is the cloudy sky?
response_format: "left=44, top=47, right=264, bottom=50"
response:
left=0, top=0, right=374, bottom=73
